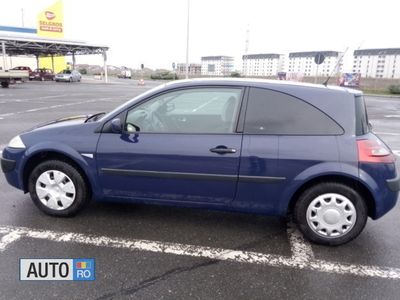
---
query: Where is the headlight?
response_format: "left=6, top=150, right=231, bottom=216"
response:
left=8, top=135, right=26, bottom=149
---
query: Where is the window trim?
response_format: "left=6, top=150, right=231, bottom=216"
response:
left=242, top=87, right=345, bottom=136
left=122, top=85, right=246, bottom=135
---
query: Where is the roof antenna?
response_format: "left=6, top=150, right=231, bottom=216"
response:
left=323, top=47, right=348, bottom=86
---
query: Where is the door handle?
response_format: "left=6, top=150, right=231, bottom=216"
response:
left=210, top=146, right=237, bottom=154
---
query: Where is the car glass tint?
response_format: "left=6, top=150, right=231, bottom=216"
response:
left=244, top=88, right=343, bottom=135
left=355, top=95, right=369, bottom=136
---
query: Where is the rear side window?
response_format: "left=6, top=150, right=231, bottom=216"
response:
left=355, top=95, right=369, bottom=136
left=244, top=88, right=343, bottom=135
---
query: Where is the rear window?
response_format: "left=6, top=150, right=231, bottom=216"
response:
left=244, top=88, right=343, bottom=135
left=355, top=95, right=369, bottom=136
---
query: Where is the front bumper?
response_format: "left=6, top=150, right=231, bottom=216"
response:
left=387, top=174, right=400, bottom=192
left=1, top=157, right=16, bottom=173
left=55, top=77, right=70, bottom=81
left=1, top=147, right=26, bottom=191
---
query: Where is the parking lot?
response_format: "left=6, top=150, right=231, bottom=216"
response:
left=1, top=80, right=400, bottom=299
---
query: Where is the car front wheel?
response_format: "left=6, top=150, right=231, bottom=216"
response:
left=28, top=160, right=90, bottom=217
left=294, top=182, right=368, bottom=246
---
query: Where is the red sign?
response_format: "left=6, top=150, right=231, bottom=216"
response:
left=45, top=11, right=56, bottom=20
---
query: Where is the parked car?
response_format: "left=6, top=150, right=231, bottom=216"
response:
left=0, top=69, right=29, bottom=88
left=1, top=79, right=399, bottom=245
left=118, top=69, right=132, bottom=79
left=11, top=66, right=33, bottom=81
left=30, top=68, right=55, bottom=81
left=55, top=70, right=81, bottom=82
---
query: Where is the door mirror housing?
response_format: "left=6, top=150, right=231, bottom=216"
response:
left=111, top=118, right=122, bottom=133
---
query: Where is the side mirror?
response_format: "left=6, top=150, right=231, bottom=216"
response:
left=111, top=118, right=122, bottom=133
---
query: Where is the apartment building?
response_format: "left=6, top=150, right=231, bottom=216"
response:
left=176, top=63, right=202, bottom=77
left=242, top=53, right=284, bottom=77
left=353, top=48, right=400, bottom=78
left=201, top=56, right=234, bottom=76
left=288, top=51, right=343, bottom=77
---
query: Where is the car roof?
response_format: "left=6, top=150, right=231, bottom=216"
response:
left=164, top=78, right=362, bottom=96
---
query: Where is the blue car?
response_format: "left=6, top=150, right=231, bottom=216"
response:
left=1, top=79, right=399, bottom=245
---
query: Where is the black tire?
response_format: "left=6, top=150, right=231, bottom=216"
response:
left=294, top=182, right=368, bottom=246
left=1, top=81, right=9, bottom=88
left=28, top=160, right=90, bottom=217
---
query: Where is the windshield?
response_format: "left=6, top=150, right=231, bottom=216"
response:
left=61, top=70, right=71, bottom=74
left=97, top=83, right=166, bottom=122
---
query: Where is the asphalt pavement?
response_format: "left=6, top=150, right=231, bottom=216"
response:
left=1, top=80, right=400, bottom=300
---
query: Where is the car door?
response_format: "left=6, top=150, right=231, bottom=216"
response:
left=96, top=86, right=244, bottom=204
left=235, top=87, right=343, bottom=215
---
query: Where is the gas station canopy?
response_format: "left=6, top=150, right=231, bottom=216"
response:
left=0, top=34, right=108, bottom=56
left=0, top=34, right=109, bottom=82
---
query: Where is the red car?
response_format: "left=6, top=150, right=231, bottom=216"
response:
left=29, top=68, right=55, bottom=81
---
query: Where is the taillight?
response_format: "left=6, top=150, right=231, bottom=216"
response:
left=357, top=139, right=395, bottom=163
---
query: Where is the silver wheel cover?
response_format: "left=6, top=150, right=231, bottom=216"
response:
left=35, top=170, right=76, bottom=210
left=306, top=193, right=357, bottom=238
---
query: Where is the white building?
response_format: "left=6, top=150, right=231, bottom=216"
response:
left=201, top=56, right=234, bottom=76
left=242, top=53, right=285, bottom=77
left=176, top=63, right=202, bottom=77
left=353, top=48, right=400, bottom=79
left=288, top=51, right=343, bottom=77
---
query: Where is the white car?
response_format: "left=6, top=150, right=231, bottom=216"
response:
left=55, top=70, right=82, bottom=82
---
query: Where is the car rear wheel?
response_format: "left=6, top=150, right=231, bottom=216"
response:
left=294, top=182, right=368, bottom=246
left=28, top=160, right=89, bottom=217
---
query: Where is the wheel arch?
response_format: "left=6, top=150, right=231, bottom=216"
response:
left=286, top=174, right=376, bottom=218
left=22, top=150, right=93, bottom=200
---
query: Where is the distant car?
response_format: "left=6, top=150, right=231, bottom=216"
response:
left=10, top=66, right=32, bottom=82
left=11, top=66, right=33, bottom=81
left=55, top=70, right=81, bottom=82
left=30, top=68, right=55, bottom=81
left=138, top=79, right=145, bottom=86
left=1, top=79, right=399, bottom=246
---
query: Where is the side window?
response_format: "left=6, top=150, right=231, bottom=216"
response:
left=126, top=88, right=242, bottom=134
left=244, top=88, right=343, bottom=135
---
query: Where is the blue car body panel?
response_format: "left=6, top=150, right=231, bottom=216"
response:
left=1, top=79, right=398, bottom=219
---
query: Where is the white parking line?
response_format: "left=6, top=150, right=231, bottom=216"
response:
left=0, top=232, right=22, bottom=251
left=385, top=115, right=400, bottom=118
left=287, top=224, right=314, bottom=265
left=1, top=224, right=400, bottom=279
left=375, top=132, right=400, bottom=136
left=0, top=97, right=114, bottom=119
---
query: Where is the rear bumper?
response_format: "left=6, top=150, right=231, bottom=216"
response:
left=387, top=174, right=400, bottom=192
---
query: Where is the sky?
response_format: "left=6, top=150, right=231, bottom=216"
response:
left=0, top=0, right=399, bottom=71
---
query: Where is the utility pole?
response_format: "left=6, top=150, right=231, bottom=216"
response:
left=21, top=8, right=25, bottom=27
left=244, top=24, right=250, bottom=54
left=185, top=0, right=190, bottom=79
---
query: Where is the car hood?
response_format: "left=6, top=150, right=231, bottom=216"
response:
left=28, top=115, right=91, bottom=131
